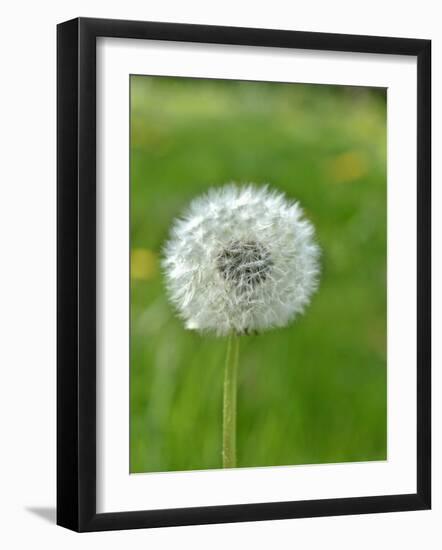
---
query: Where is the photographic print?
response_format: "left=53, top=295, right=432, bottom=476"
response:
left=57, top=18, right=430, bottom=531
left=130, top=75, right=387, bottom=474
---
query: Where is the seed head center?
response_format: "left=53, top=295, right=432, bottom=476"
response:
left=216, top=240, right=273, bottom=291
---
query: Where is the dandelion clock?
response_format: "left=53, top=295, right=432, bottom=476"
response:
left=162, top=184, right=320, bottom=467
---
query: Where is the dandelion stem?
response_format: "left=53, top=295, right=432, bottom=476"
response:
left=223, top=332, right=240, bottom=468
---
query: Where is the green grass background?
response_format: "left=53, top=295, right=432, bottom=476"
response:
left=130, top=75, right=387, bottom=473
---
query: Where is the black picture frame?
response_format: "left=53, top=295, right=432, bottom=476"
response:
left=57, top=17, right=431, bottom=532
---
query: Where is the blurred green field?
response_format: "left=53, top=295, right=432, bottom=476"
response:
left=130, top=76, right=387, bottom=473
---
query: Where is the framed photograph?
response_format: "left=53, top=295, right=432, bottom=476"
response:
left=57, top=17, right=431, bottom=532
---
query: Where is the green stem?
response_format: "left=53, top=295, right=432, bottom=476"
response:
left=223, top=332, right=240, bottom=468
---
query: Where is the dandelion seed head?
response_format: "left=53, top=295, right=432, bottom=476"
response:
left=162, top=183, right=320, bottom=336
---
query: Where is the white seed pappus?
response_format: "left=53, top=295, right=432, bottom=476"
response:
left=162, top=184, right=320, bottom=336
